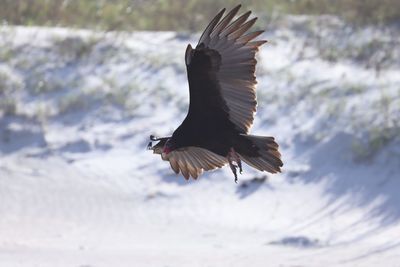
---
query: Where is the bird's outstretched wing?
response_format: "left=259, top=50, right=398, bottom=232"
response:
left=163, top=147, right=227, bottom=180
left=185, top=4, right=266, bottom=133
left=150, top=142, right=227, bottom=180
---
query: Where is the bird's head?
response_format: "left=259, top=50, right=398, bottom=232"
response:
left=147, top=135, right=174, bottom=160
left=162, top=139, right=175, bottom=154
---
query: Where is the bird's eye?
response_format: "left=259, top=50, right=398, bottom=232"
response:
left=165, top=139, right=172, bottom=148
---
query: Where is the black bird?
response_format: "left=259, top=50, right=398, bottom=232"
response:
left=148, top=5, right=283, bottom=182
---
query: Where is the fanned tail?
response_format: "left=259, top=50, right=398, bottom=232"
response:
left=239, top=134, right=283, bottom=173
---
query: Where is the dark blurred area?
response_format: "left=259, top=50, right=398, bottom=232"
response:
left=1, top=0, right=400, bottom=31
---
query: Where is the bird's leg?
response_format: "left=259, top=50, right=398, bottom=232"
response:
left=230, top=147, right=242, bottom=174
left=228, top=147, right=242, bottom=183
left=228, top=159, right=238, bottom=183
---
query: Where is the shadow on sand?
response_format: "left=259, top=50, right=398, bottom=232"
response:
left=292, top=132, right=400, bottom=226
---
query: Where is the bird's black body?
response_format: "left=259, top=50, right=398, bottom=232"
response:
left=170, top=46, right=258, bottom=158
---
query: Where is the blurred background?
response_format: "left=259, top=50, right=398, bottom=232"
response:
left=0, top=1, right=400, bottom=266
left=1, top=0, right=400, bottom=30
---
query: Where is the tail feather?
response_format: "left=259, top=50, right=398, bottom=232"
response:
left=238, top=134, right=283, bottom=173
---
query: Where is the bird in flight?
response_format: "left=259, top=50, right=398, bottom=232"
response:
left=148, top=5, right=283, bottom=182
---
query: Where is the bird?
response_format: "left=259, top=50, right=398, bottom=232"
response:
left=148, top=4, right=283, bottom=182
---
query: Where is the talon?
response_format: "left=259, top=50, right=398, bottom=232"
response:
left=238, top=158, right=242, bottom=174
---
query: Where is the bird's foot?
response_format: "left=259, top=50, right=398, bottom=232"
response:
left=228, top=147, right=242, bottom=183
left=229, top=161, right=238, bottom=183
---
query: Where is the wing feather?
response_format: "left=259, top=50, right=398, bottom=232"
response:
left=185, top=4, right=268, bottom=134
left=198, top=8, right=226, bottom=45
left=186, top=4, right=267, bottom=131
left=164, top=147, right=227, bottom=179
left=220, top=11, right=252, bottom=37
left=227, top=17, right=257, bottom=40
left=169, top=156, right=180, bottom=174
left=209, top=5, right=242, bottom=39
left=237, top=30, right=264, bottom=44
